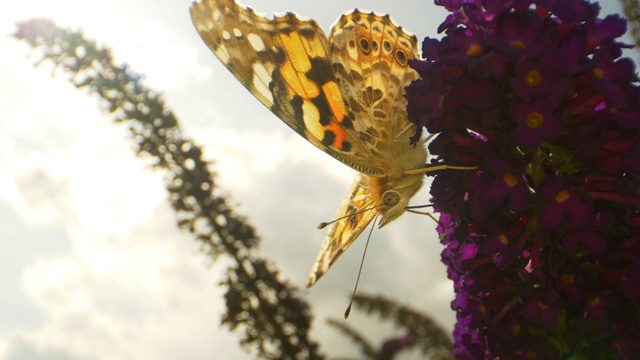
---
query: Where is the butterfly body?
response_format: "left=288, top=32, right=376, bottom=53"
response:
left=191, top=0, right=426, bottom=287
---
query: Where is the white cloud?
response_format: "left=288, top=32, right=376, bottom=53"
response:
left=15, top=206, right=239, bottom=360
left=0, top=30, right=245, bottom=358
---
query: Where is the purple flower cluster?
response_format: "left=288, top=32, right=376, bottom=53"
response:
left=405, top=0, right=640, bottom=358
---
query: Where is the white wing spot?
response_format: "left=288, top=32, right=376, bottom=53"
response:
left=251, top=62, right=274, bottom=104
left=247, top=33, right=265, bottom=52
left=233, top=28, right=243, bottom=38
left=215, top=45, right=230, bottom=64
left=347, top=42, right=358, bottom=60
left=199, top=18, right=213, bottom=32
left=212, top=9, right=222, bottom=22
left=302, top=100, right=323, bottom=139
left=222, top=30, right=231, bottom=41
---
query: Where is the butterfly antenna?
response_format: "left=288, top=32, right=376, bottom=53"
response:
left=317, top=205, right=379, bottom=230
left=405, top=204, right=435, bottom=210
left=344, top=214, right=378, bottom=319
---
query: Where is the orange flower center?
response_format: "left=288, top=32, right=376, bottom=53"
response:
left=593, top=67, right=604, bottom=79
left=467, top=43, right=482, bottom=57
left=504, top=173, right=519, bottom=187
left=512, top=324, right=522, bottom=336
left=499, top=234, right=509, bottom=245
left=555, top=190, right=570, bottom=203
left=524, top=70, right=541, bottom=86
left=526, top=111, right=544, bottom=129
left=561, top=274, right=575, bottom=284
left=538, top=301, right=549, bottom=309
left=510, top=40, right=525, bottom=49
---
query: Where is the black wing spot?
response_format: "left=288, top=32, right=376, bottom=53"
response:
left=396, top=49, right=408, bottom=66
left=290, top=94, right=304, bottom=121
left=371, top=40, right=379, bottom=52
left=373, top=110, right=387, bottom=119
left=341, top=115, right=353, bottom=130
left=273, top=48, right=286, bottom=64
left=359, top=37, right=370, bottom=54
left=362, top=87, right=384, bottom=106
left=399, top=39, right=411, bottom=49
left=309, top=96, right=333, bottom=127
left=305, top=57, right=333, bottom=86
left=299, top=27, right=316, bottom=39
left=322, top=130, right=336, bottom=147
left=383, top=40, right=392, bottom=52
left=279, top=26, right=294, bottom=35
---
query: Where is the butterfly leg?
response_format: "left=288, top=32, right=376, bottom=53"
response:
left=405, top=208, right=440, bottom=223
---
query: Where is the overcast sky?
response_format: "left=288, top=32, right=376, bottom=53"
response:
left=0, top=1, right=631, bottom=359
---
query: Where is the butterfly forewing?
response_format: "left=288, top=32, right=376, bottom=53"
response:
left=191, top=0, right=379, bottom=174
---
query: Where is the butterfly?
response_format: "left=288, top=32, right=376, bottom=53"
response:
left=190, top=0, right=467, bottom=287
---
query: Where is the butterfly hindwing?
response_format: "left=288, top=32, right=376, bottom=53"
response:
left=329, top=12, right=421, bottom=175
left=306, top=174, right=377, bottom=287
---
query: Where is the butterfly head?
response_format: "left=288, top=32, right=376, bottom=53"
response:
left=375, top=173, right=424, bottom=228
